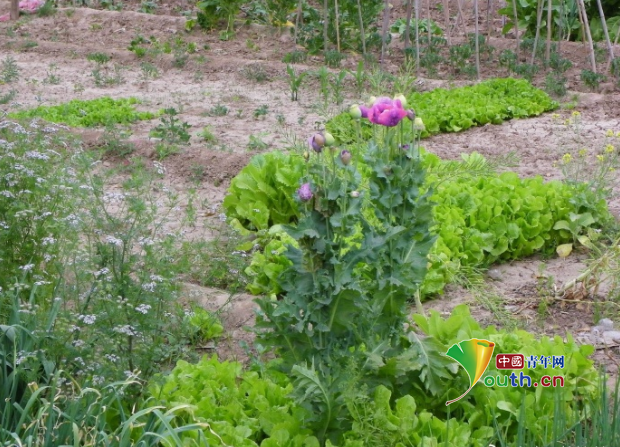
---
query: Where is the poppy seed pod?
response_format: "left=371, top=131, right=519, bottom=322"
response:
left=349, top=104, right=362, bottom=119
left=308, top=133, right=325, bottom=152
left=340, top=150, right=352, bottom=165
left=323, top=131, right=335, bottom=147
left=413, top=117, right=425, bottom=131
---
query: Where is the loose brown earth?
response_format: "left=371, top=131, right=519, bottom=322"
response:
left=1, top=2, right=619, bottom=380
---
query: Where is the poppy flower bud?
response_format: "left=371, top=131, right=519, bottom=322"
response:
left=323, top=131, right=335, bottom=147
left=413, top=117, right=425, bottom=131
left=367, top=96, right=377, bottom=106
left=350, top=191, right=360, bottom=198
left=303, top=151, right=309, bottom=161
left=308, top=133, right=325, bottom=152
left=340, top=149, right=351, bottom=165
left=349, top=104, right=362, bottom=119
left=394, top=94, right=407, bottom=108
left=406, top=109, right=416, bottom=121
left=297, top=183, right=313, bottom=202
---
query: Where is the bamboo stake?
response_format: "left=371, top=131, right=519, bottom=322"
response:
left=558, top=0, right=564, bottom=54
left=415, top=0, right=420, bottom=73
left=475, top=0, right=481, bottom=80
left=426, top=0, right=432, bottom=52
left=531, top=0, right=543, bottom=65
left=595, top=0, right=615, bottom=69
left=486, top=0, right=491, bottom=38
left=356, top=0, right=367, bottom=55
left=323, top=0, right=329, bottom=53
left=404, top=0, right=413, bottom=50
left=511, top=0, right=520, bottom=59
left=443, top=0, right=451, bottom=45
left=380, top=0, right=390, bottom=67
left=335, top=0, right=341, bottom=53
left=577, top=0, right=597, bottom=72
left=545, top=0, right=552, bottom=64
left=453, top=0, right=468, bottom=37
left=294, top=0, right=303, bottom=50
left=10, top=0, right=18, bottom=20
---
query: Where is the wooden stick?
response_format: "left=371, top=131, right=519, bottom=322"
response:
left=512, top=0, right=520, bottom=60
left=323, top=0, right=329, bottom=53
left=486, top=0, right=491, bottom=38
left=531, top=0, right=543, bottom=65
left=453, top=0, right=467, bottom=37
left=294, top=0, right=303, bottom=50
left=595, top=0, right=615, bottom=69
left=356, top=0, right=367, bottom=55
left=546, top=0, right=552, bottom=64
left=404, top=0, right=413, bottom=50
left=415, top=0, right=420, bottom=73
left=426, top=0, right=432, bottom=52
left=334, top=0, right=341, bottom=53
left=443, top=0, right=451, bottom=45
left=475, top=0, right=481, bottom=80
left=577, top=0, right=597, bottom=72
left=380, top=0, right=390, bottom=67
left=10, top=0, right=19, bottom=20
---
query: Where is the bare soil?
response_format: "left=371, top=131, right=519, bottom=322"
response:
left=1, top=3, right=619, bottom=380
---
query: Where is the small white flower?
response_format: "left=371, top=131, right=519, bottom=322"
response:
left=218, top=213, right=227, bottom=222
left=78, top=314, right=96, bottom=325
left=20, top=264, right=35, bottom=272
left=105, top=236, right=123, bottom=247
left=141, top=282, right=156, bottom=292
left=135, top=304, right=152, bottom=314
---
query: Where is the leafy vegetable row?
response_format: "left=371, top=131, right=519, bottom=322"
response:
left=225, top=150, right=610, bottom=298
left=150, top=305, right=599, bottom=447
left=326, top=78, right=558, bottom=144
left=7, top=97, right=157, bottom=127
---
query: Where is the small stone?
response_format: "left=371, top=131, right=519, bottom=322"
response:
left=487, top=269, right=503, bottom=281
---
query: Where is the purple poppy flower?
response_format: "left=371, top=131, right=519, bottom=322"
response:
left=365, top=96, right=408, bottom=127
left=297, top=183, right=313, bottom=202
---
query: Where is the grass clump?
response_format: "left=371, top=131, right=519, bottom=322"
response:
left=8, top=97, right=157, bottom=127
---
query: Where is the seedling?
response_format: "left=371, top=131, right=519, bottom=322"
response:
left=149, top=108, right=191, bottom=145
left=581, top=70, right=606, bottom=90
left=286, top=64, right=306, bottom=102
left=0, top=56, right=20, bottom=84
